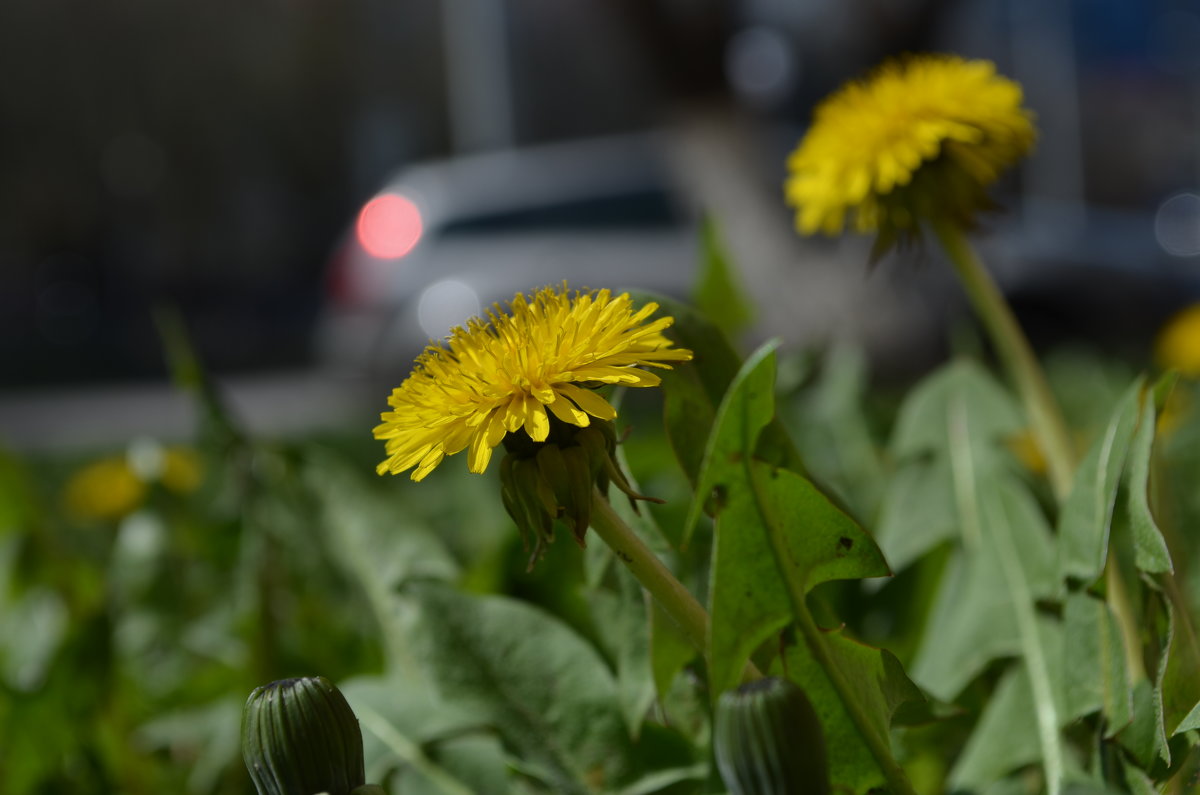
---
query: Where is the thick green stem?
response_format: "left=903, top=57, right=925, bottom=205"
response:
left=589, top=489, right=762, bottom=681
left=932, top=220, right=1076, bottom=501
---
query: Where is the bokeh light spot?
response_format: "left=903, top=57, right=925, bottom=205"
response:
left=357, top=194, right=423, bottom=259
left=418, top=279, right=481, bottom=340
left=1155, top=192, right=1200, bottom=257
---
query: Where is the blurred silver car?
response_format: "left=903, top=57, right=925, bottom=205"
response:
left=317, top=133, right=699, bottom=380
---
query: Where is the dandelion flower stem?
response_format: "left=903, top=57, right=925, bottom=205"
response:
left=932, top=219, right=1076, bottom=500
left=589, top=488, right=762, bottom=683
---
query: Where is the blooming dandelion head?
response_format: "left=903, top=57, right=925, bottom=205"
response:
left=785, top=54, right=1035, bottom=245
left=374, top=285, right=693, bottom=482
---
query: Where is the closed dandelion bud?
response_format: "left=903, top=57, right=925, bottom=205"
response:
left=714, top=677, right=830, bottom=795
left=241, top=676, right=367, bottom=795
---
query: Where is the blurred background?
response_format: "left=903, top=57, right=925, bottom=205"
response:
left=4, top=0, right=1200, bottom=447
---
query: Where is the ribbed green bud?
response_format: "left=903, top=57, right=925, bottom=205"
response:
left=499, top=415, right=662, bottom=568
left=241, top=676, right=367, bottom=795
left=714, top=677, right=830, bottom=795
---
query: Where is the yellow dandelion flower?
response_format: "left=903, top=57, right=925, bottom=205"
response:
left=65, top=457, right=146, bottom=521
left=374, top=285, right=693, bottom=481
left=785, top=54, right=1035, bottom=242
left=1155, top=303, right=1200, bottom=378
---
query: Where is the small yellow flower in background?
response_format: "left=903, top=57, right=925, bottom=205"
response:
left=374, top=285, right=692, bottom=482
left=1155, top=303, right=1200, bottom=378
left=785, top=54, right=1035, bottom=245
left=64, top=442, right=204, bottom=521
left=65, top=457, right=146, bottom=521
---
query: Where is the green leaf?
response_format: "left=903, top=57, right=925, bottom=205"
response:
left=341, top=674, right=503, bottom=795
left=637, top=292, right=746, bottom=489
left=908, top=476, right=1057, bottom=701
left=648, top=598, right=695, bottom=707
left=1061, top=592, right=1132, bottom=733
left=681, top=342, right=779, bottom=548
left=776, top=630, right=924, bottom=794
left=873, top=456, right=959, bottom=574
left=695, top=343, right=915, bottom=793
left=949, top=664, right=1042, bottom=791
left=789, top=344, right=887, bottom=521
left=636, top=294, right=803, bottom=496
left=1125, top=379, right=1172, bottom=574
left=692, top=344, right=889, bottom=694
left=1119, top=678, right=1169, bottom=769
left=588, top=565, right=656, bottom=741
left=948, top=615, right=1077, bottom=791
left=1058, top=379, right=1143, bottom=583
left=889, top=359, right=1024, bottom=460
left=1161, top=586, right=1200, bottom=737
left=691, top=216, right=755, bottom=339
left=708, top=463, right=889, bottom=695
left=403, top=582, right=634, bottom=794
left=875, top=360, right=1023, bottom=573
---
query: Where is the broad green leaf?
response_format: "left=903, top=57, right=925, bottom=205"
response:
left=588, top=566, right=656, bottom=740
left=691, top=216, right=755, bottom=339
left=893, top=363, right=1065, bottom=793
left=403, top=582, right=633, bottom=794
left=1175, top=698, right=1200, bottom=733
left=1119, top=757, right=1158, bottom=795
left=909, top=475, right=1057, bottom=701
left=648, top=598, right=695, bottom=705
left=305, top=457, right=458, bottom=674
left=1161, top=585, right=1200, bottom=736
left=1125, top=381, right=1172, bottom=574
left=1058, top=379, right=1143, bottom=583
left=876, top=360, right=1023, bottom=572
left=949, top=616, right=1068, bottom=792
left=1061, top=592, right=1132, bottom=734
left=637, top=294, right=803, bottom=494
left=789, top=344, right=887, bottom=520
left=873, top=457, right=958, bottom=574
left=890, top=359, right=1024, bottom=460
left=695, top=344, right=913, bottom=792
left=693, top=344, right=889, bottom=694
left=681, top=342, right=779, bottom=547
left=342, top=675, right=503, bottom=795
left=776, top=629, right=924, bottom=794
left=636, top=292, right=748, bottom=488
left=1119, top=678, right=1169, bottom=769
left=949, top=665, right=1041, bottom=792
left=708, top=463, right=889, bottom=695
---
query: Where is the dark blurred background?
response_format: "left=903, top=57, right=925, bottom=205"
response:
left=4, top=0, right=1200, bottom=444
